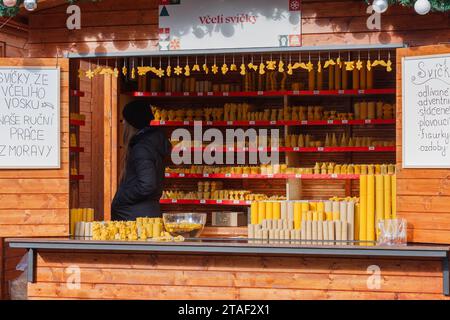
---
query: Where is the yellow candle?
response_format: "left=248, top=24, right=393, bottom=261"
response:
left=266, top=202, right=273, bottom=220
left=313, top=211, right=318, bottom=221
left=391, top=175, right=397, bottom=219
left=307, top=211, right=313, bottom=221
left=251, top=202, right=259, bottom=225
left=359, top=175, right=368, bottom=242
left=384, top=175, right=392, bottom=220
left=355, top=203, right=360, bottom=241
left=326, top=212, right=333, bottom=221
left=153, top=223, right=162, bottom=238
left=294, top=202, right=302, bottom=230
left=301, top=202, right=309, bottom=214
left=273, top=202, right=281, bottom=220
left=367, top=174, right=376, bottom=242
left=375, top=175, right=384, bottom=239
left=308, top=68, right=315, bottom=91
left=258, top=202, right=266, bottom=224
left=317, top=202, right=325, bottom=220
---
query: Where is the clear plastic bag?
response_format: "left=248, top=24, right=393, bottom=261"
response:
left=377, top=219, right=407, bottom=246
left=9, top=254, right=28, bottom=300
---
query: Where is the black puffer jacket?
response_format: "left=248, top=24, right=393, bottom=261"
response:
left=111, top=127, right=171, bottom=221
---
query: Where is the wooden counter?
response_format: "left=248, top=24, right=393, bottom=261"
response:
left=7, top=238, right=450, bottom=300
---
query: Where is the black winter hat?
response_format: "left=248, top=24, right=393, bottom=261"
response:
left=122, top=100, right=155, bottom=130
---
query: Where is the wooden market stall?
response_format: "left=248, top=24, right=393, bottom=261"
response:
left=0, top=0, right=449, bottom=300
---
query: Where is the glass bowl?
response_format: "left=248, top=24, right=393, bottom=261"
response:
left=163, top=212, right=207, bottom=238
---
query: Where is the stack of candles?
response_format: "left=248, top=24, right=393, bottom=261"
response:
left=358, top=173, right=397, bottom=244
left=248, top=199, right=357, bottom=244
left=70, top=208, right=95, bottom=236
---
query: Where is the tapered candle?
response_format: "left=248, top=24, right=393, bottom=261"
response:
left=334, top=63, right=341, bottom=90
left=360, top=61, right=367, bottom=89
left=367, top=68, right=374, bottom=89
left=306, top=221, right=312, bottom=244
left=352, top=67, right=360, bottom=90
left=342, top=69, right=348, bottom=90
left=367, top=174, right=376, bottom=242
left=347, top=201, right=355, bottom=241
left=324, top=201, right=332, bottom=220
left=301, top=202, right=309, bottom=214
left=318, top=220, right=323, bottom=241
left=258, top=202, right=266, bottom=224
left=287, top=201, right=294, bottom=222
left=332, top=201, right=340, bottom=221
left=359, top=175, right=368, bottom=242
left=266, top=202, right=273, bottom=220
left=294, top=202, right=302, bottom=230
left=317, top=67, right=323, bottom=90
left=251, top=202, right=259, bottom=225
left=281, top=201, right=288, bottom=220
left=375, top=175, right=384, bottom=235
left=328, top=65, right=335, bottom=90
left=355, top=203, right=360, bottom=241
left=301, top=221, right=307, bottom=243
left=392, top=175, right=397, bottom=218
left=340, top=201, right=347, bottom=223
left=317, top=202, right=325, bottom=220
left=328, top=221, right=335, bottom=242
left=273, top=202, right=281, bottom=220
left=312, top=221, right=318, bottom=242
left=309, top=68, right=316, bottom=91
left=313, top=211, right=318, bottom=221
left=342, top=221, right=348, bottom=244
left=383, top=175, right=392, bottom=220
left=323, top=221, right=329, bottom=241
left=335, top=220, right=342, bottom=242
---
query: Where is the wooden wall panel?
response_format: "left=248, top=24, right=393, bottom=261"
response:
left=25, top=0, right=450, bottom=57
left=0, top=19, right=28, bottom=57
left=0, top=58, right=69, bottom=237
left=27, top=251, right=450, bottom=300
left=396, top=44, right=450, bottom=244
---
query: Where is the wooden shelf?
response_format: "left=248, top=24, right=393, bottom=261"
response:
left=172, top=146, right=395, bottom=153
left=165, top=173, right=360, bottom=180
left=69, top=119, right=86, bottom=126
left=160, top=199, right=252, bottom=206
left=69, top=147, right=85, bottom=153
left=151, top=119, right=395, bottom=127
left=126, top=88, right=395, bottom=98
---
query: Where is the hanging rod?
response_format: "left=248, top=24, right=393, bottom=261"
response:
left=65, top=43, right=406, bottom=59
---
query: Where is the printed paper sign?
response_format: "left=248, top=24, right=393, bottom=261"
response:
left=158, top=0, right=301, bottom=51
left=402, top=54, right=450, bottom=168
left=0, top=67, right=60, bottom=169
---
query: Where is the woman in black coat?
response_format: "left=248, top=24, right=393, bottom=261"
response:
left=111, top=100, right=171, bottom=221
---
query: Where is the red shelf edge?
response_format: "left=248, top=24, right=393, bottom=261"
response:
left=165, top=173, right=360, bottom=180
left=160, top=199, right=252, bottom=206
left=171, top=146, right=395, bottom=153
left=69, top=119, right=86, bottom=126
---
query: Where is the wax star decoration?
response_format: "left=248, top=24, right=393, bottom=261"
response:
left=85, top=69, right=95, bottom=79
left=336, top=57, right=342, bottom=68
left=184, top=65, right=191, bottom=76
left=192, top=64, right=200, bottom=72
left=174, top=65, right=183, bottom=75
left=317, top=61, right=322, bottom=73
left=386, top=60, right=392, bottom=72
left=356, top=60, right=363, bottom=70
left=367, top=60, right=372, bottom=71
left=211, top=64, right=219, bottom=74
left=230, top=64, right=237, bottom=71
left=247, top=62, right=258, bottom=71
left=306, top=61, right=314, bottom=72
left=166, top=66, right=172, bottom=77
left=137, top=66, right=151, bottom=76
left=240, top=64, right=246, bottom=76
left=221, top=64, right=229, bottom=75
left=122, top=66, right=128, bottom=76
left=131, top=68, right=136, bottom=79
left=100, top=67, right=114, bottom=75
left=155, top=68, right=165, bottom=78
left=113, top=68, right=119, bottom=78
left=296, top=62, right=308, bottom=70
left=203, top=63, right=209, bottom=74
left=323, top=59, right=336, bottom=69
left=287, top=63, right=294, bottom=75
left=266, top=61, right=277, bottom=70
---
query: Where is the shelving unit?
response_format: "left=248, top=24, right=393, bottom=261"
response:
left=165, top=173, right=361, bottom=180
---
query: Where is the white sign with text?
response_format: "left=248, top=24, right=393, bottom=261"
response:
left=0, top=67, right=60, bottom=169
left=158, top=0, right=301, bottom=51
left=402, top=54, right=450, bottom=168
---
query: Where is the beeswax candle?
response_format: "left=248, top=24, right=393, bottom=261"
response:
left=318, top=221, right=323, bottom=241
left=273, top=202, right=281, bottom=220
left=392, top=175, right=397, bottom=218
left=287, top=201, right=294, bottom=222
left=306, top=221, right=312, bottom=244
left=335, top=221, right=342, bottom=242
left=340, top=201, right=347, bottom=223
left=317, top=67, right=323, bottom=90
left=309, top=68, right=316, bottom=91
left=328, top=65, right=335, bottom=90
left=335, top=63, right=341, bottom=90
left=367, top=68, right=373, bottom=89
left=312, top=221, right=318, bottom=241
left=359, top=175, right=368, bottom=242
left=328, top=221, right=335, bottom=242
left=251, top=202, right=259, bottom=225
left=375, top=175, right=384, bottom=230
left=301, top=202, right=309, bottom=214
left=281, top=201, right=288, bottom=220
left=342, top=69, right=348, bottom=90
left=360, top=62, right=367, bottom=90
left=258, top=202, right=266, bottom=224
left=342, top=221, right=348, bottom=243
left=367, top=174, right=376, bottom=242
left=294, top=202, right=302, bottom=230
left=352, top=68, right=360, bottom=90
left=347, top=202, right=355, bottom=241
left=382, top=175, right=391, bottom=220
left=355, top=203, right=360, bottom=241
left=266, top=202, right=274, bottom=220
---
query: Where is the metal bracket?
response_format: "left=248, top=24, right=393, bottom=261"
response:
left=27, top=248, right=36, bottom=283
left=443, top=254, right=449, bottom=296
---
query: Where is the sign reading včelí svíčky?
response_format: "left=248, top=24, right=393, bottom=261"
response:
left=402, top=54, right=450, bottom=168
left=158, top=0, right=302, bottom=51
left=0, top=67, right=60, bottom=169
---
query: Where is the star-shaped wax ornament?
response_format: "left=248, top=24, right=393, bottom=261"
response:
left=247, top=62, right=258, bottom=71
left=174, top=65, right=183, bottom=76
left=131, top=68, right=136, bottom=79
left=323, top=59, right=336, bottom=69
left=166, top=66, right=172, bottom=77
left=317, top=61, right=322, bottom=73
left=386, top=60, right=392, bottom=72
left=366, top=60, right=372, bottom=72
left=259, top=63, right=266, bottom=75
left=306, top=61, right=314, bottom=72
left=356, top=60, right=363, bottom=70
left=155, top=68, right=165, bottom=78
left=211, top=64, right=219, bottom=74
left=345, top=61, right=355, bottom=71
left=113, top=68, right=119, bottom=78
left=278, top=60, right=285, bottom=73
left=137, top=67, right=149, bottom=76
left=287, top=63, right=294, bottom=75
left=122, top=66, right=128, bottom=76
left=221, top=64, right=229, bottom=75
left=192, top=64, right=200, bottom=72
left=85, top=69, right=95, bottom=79
left=230, top=64, right=237, bottom=71
left=266, top=61, right=276, bottom=70
left=203, top=63, right=209, bottom=74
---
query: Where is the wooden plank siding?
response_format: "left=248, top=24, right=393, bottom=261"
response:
left=27, top=251, right=450, bottom=300
left=396, top=44, right=450, bottom=244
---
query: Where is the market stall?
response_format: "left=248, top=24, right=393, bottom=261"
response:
left=0, top=0, right=450, bottom=300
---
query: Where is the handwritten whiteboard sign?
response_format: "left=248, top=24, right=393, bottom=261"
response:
left=0, top=67, right=60, bottom=169
left=402, top=54, right=450, bottom=168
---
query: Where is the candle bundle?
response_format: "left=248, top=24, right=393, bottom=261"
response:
left=358, top=174, right=397, bottom=243
left=70, top=208, right=95, bottom=236
left=249, top=199, right=357, bottom=244
left=354, top=101, right=394, bottom=120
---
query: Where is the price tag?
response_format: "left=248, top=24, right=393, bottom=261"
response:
left=197, top=92, right=204, bottom=96
left=271, top=147, right=278, bottom=152
left=258, top=146, right=264, bottom=152
left=233, top=200, right=240, bottom=204
left=225, top=173, right=232, bottom=178
left=228, top=147, right=234, bottom=152
left=242, top=174, right=249, bottom=178
left=223, top=92, right=229, bottom=96
left=295, top=174, right=302, bottom=178
left=358, top=89, right=365, bottom=94
left=313, top=90, right=320, bottom=95
left=317, top=147, right=325, bottom=152
left=301, top=120, right=308, bottom=125
left=200, top=199, right=206, bottom=204
left=135, top=92, right=144, bottom=97
left=206, top=121, right=213, bottom=125
left=270, top=121, right=277, bottom=125
left=227, top=121, right=233, bottom=125
left=327, top=120, right=334, bottom=124
left=369, top=146, right=375, bottom=151
left=331, top=174, right=338, bottom=179
left=293, top=147, right=300, bottom=152
left=207, top=92, right=214, bottom=96
left=203, top=174, right=209, bottom=178
left=179, top=173, right=185, bottom=177
left=293, top=90, right=300, bottom=95
left=365, top=119, right=372, bottom=124
left=183, top=92, right=190, bottom=96
left=183, top=121, right=190, bottom=125
left=165, top=173, right=170, bottom=177
left=160, top=120, right=166, bottom=125
left=257, top=91, right=264, bottom=95
left=216, top=199, right=223, bottom=204
left=165, top=92, right=172, bottom=96
left=249, top=121, right=256, bottom=125
left=151, top=92, right=157, bottom=97
left=171, top=199, right=178, bottom=203
left=338, top=90, right=344, bottom=94
left=342, top=120, right=348, bottom=124
left=267, top=174, right=274, bottom=178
